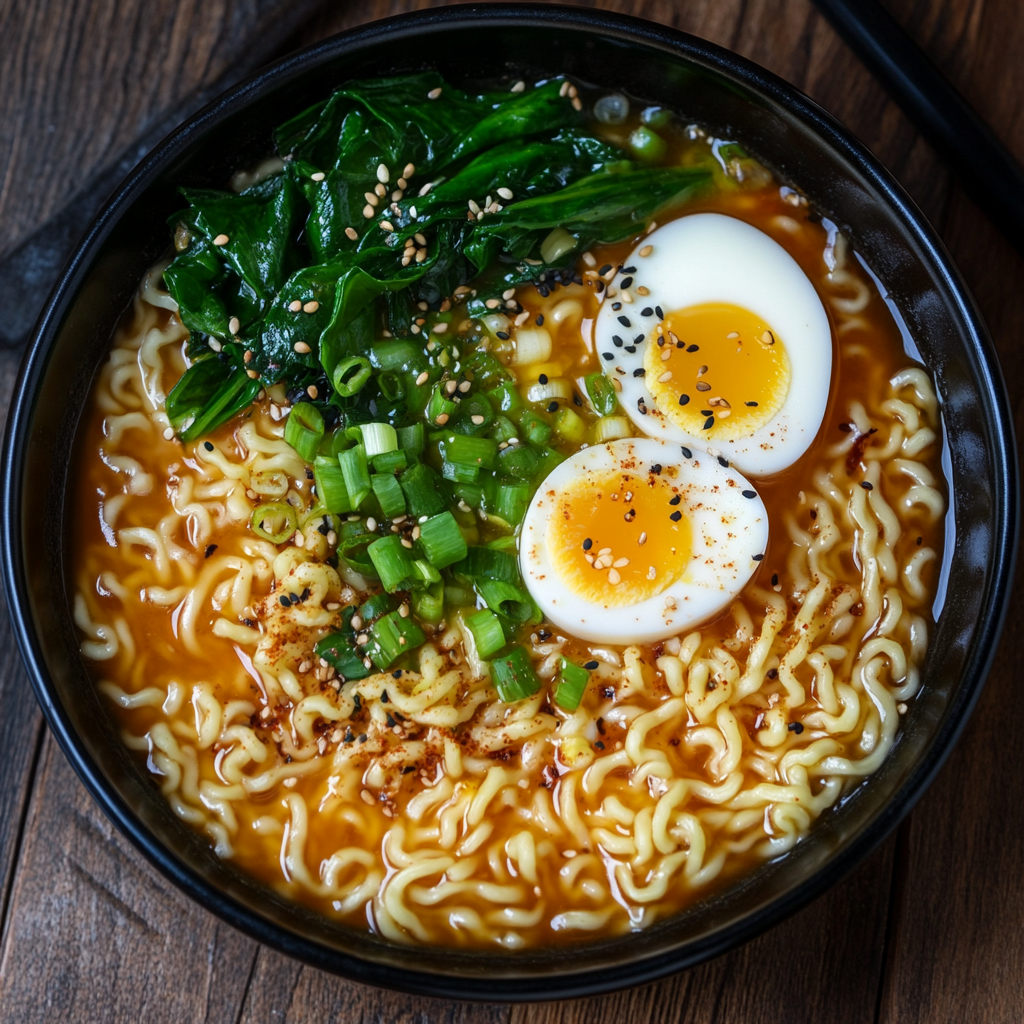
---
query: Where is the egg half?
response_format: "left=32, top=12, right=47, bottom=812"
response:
left=520, top=438, right=769, bottom=643
left=593, top=213, right=833, bottom=476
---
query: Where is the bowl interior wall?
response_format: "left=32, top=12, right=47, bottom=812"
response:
left=9, top=10, right=1009, bottom=995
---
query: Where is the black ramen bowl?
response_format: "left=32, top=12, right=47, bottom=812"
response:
left=1, top=2, right=1017, bottom=1001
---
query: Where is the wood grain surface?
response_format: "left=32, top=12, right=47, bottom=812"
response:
left=2, top=1, right=1023, bottom=1021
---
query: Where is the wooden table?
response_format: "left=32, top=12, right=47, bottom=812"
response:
left=2, top=1, right=1022, bottom=1020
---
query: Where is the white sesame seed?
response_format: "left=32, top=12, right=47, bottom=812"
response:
left=345, top=226, right=358, bottom=241
left=414, top=232, right=427, bottom=246
left=435, top=413, right=449, bottom=425
left=559, top=81, right=570, bottom=97
left=661, top=349, right=672, bottom=361
left=445, top=380, right=458, bottom=395
left=613, top=557, right=630, bottom=568
left=380, top=221, right=394, bottom=232
left=418, top=182, right=433, bottom=196
left=377, top=164, right=390, bottom=183
left=658, top=371, right=672, bottom=383
left=458, top=380, right=472, bottom=392
left=401, top=538, right=414, bottom=548
left=415, top=371, right=429, bottom=386
left=608, top=568, right=621, bottom=585
left=228, top=316, right=240, bottom=335
left=409, top=205, right=418, bottom=218
left=515, top=311, right=530, bottom=326
left=246, top=369, right=259, bottom=379
left=162, top=426, right=175, bottom=440
left=468, top=199, right=481, bottom=215
left=433, top=322, right=448, bottom=334
left=511, top=80, right=525, bottom=92
left=326, top=530, right=336, bottom=545
left=294, top=341, right=311, bottom=354
left=399, top=602, right=410, bottom=617
left=306, top=385, right=318, bottom=399
left=374, top=182, right=386, bottom=197
left=664, top=596, right=677, bottom=610
left=471, top=414, right=485, bottom=425
left=485, top=298, right=500, bottom=309
left=401, top=256, right=411, bottom=266
left=639, top=245, right=654, bottom=257
left=403, top=162, right=416, bottom=178
left=213, top=233, right=229, bottom=246
left=648, top=566, right=656, bottom=579
left=362, top=204, right=374, bottom=219
left=303, top=300, right=320, bottom=313
left=415, top=248, right=427, bottom=262
left=497, top=186, right=514, bottom=200
left=638, top=532, right=647, bottom=546
left=411, top=526, right=421, bottom=541
left=502, top=287, right=516, bottom=300
left=366, top=517, right=377, bottom=532
left=208, top=339, right=222, bottom=352
left=311, top=171, right=325, bottom=182
left=289, top=299, right=303, bottom=312
left=364, top=191, right=379, bottom=206
left=427, top=87, right=442, bottom=99
left=571, top=96, right=582, bottom=111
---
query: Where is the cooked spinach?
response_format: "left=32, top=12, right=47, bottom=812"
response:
left=163, top=72, right=711, bottom=438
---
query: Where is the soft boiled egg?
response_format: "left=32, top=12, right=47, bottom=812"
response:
left=593, top=213, right=833, bottom=476
left=520, top=437, right=768, bottom=644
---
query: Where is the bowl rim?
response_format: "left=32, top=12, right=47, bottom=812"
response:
left=1, top=1, right=1018, bottom=1002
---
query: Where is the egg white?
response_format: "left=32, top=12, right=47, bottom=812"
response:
left=594, top=213, right=833, bottom=476
left=519, top=437, right=769, bottom=644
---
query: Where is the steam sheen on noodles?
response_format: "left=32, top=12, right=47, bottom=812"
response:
left=71, top=167, right=944, bottom=949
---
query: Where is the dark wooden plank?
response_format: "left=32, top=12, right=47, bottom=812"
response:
left=0, top=734, right=258, bottom=1023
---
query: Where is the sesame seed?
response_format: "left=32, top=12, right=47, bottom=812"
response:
left=639, top=245, right=653, bottom=257
left=742, top=489, right=757, bottom=499
left=696, top=381, right=711, bottom=392
left=511, top=80, right=525, bottom=92
left=362, top=205, right=374, bottom=219
left=303, top=300, right=320, bottom=313
left=660, top=349, right=672, bottom=362
left=415, top=249, right=427, bottom=262
left=213, top=233, right=229, bottom=246
left=664, top=596, right=677, bottom=610
left=415, top=371, right=429, bottom=386
left=638, top=532, right=647, bottom=546
left=287, top=300, right=302, bottom=312
left=365, top=191, right=379, bottom=206
left=162, top=426, right=175, bottom=440
left=377, top=164, right=390, bottom=183
left=344, top=227, right=358, bottom=241
left=658, top=371, right=672, bottom=383
left=380, top=221, right=394, bottom=232
left=306, top=385, right=318, bottom=399
left=572, top=96, right=582, bottom=111
left=294, top=341, right=311, bottom=354
left=753, top=553, right=764, bottom=561
left=471, top=414, right=485, bottom=425
left=208, top=339, right=222, bottom=352
left=246, top=369, right=259, bottom=379
left=458, top=380, right=472, bottom=392
left=559, top=81, right=570, bottom=97
left=243, top=350, right=253, bottom=363
left=366, top=517, right=378, bottom=531
left=632, top=368, right=645, bottom=378
left=861, top=481, right=874, bottom=490
left=613, top=557, right=629, bottom=568
left=607, top=568, right=621, bottom=585
left=703, top=416, right=714, bottom=429
left=435, top=413, right=449, bottom=425
left=428, top=87, right=442, bottom=99
left=227, top=316, right=240, bottom=335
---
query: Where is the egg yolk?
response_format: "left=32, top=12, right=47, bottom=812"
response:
left=643, top=302, right=791, bottom=440
left=548, top=469, right=692, bottom=607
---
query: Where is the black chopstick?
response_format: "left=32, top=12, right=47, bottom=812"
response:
left=811, top=0, right=1024, bottom=260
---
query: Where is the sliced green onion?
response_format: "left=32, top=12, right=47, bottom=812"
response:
left=487, top=382, right=523, bottom=415
left=497, top=443, right=540, bottom=479
left=592, top=415, right=632, bottom=443
left=512, top=327, right=552, bottom=366
left=465, top=609, right=506, bottom=659
left=480, top=312, right=512, bottom=341
left=284, top=402, right=325, bottom=461
left=517, top=410, right=552, bottom=447
left=332, top=355, right=372, bottom=396
left=488, top=415, right=519, bottom=444
left=444, top=435, right=498, bottom=470
left=378, top=371, right=404, bottom=402
left=540, top=226, right=577, bottom=264
left=418, top=511, right=468, bottom=569
left=426, top=384, right=457, bottom=424
left=452, top=393, right=494, bottom=435
left=458, top=546, right=520, bottom=584
left=526, top=377, right=573, bottom=405
left=399, top=462, right=446, bottom=517
left=371, top=472, right=406, bottom=519
left=358, top=592, right=397, bottom=623
left=454, top=481, right=485, bottom=508
left=629, top=125, right=667, bottom=162
left=250, top=501, right=298, bottom=544
left=368, top=610, right=426, bottom=670
left=553, top=657, right=590, bottom=711
left=313, top=633, right=372, bottom=680
left=444, top=580, right=476, bottom=608
left=412, top=582, right=445, bottom=624
left=490, top=646, right=542, bottom=702
left=372, top=449, right=408, bottom=474
left=442, top=460, right=480, bottom=484
left=585, top=372, right=618, bottom=416
left=397, top=422, right=425, bottom=460
left=494, top=482, right=531, bottom=526
left=371, top=339, right=424, bottom=372
left=336, top=519, right=377, bottom=575
left=320, top=428, right=355, bottom=458
left=478, top=579, right=538, bottom=625
left=535, top=446, right=566, bottom=480
left=367, top=535, right=416, bottom=592
left=338, top=444, right=371, bottom=508
left=553, top=407, right=586, bottom=444
left=362, top=422, right=398, bottom=459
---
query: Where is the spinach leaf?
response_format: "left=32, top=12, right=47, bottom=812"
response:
left=165, top=349, right=262, bottom=441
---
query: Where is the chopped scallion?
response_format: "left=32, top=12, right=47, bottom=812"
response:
left=367, top=534, right=417, bottom=591
left=418, top=511, right=468, bottom=568
left=465, top=609, right=506, bottom=659
left=553, top=657, right=590, bottom=711
left=368, top=610, right=426, bottom=669
left=371, top=472, right=406, bottom=519
left=585, top=372, right=618, bottom=416
left=284, top=402, right=325, bottom=461
left=490, top=646, right=542, bottom=702
left=313, top=456, right=353, bottom=514
left=362, top=422, right=398, bottom=459
left=338, top=444, right=371, bottom=508
left=332, top=355, right=372, bottom=396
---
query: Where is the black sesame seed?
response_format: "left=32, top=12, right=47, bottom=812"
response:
left=612, top=334, right=624, bottom=347
left=861, top=481, right=874, bottom=490
left=620, top=277, right=633, bottom=288
left=203, top=441, right=214, bottom=451
left=573, top=392, right=582, bottom=406
left=640, top=307, right=653, bottom=316
left=583, top=538, right=593, bottom=550
left=701, top=410, right=712, bottom=417
left=669, top=510, right=683, bottom=522
left=612, top=302, right=622, bottom=311
left=717, top=456, right=729, bottom=468
left=652, top=464, right=663, bottom=474
left=632, top=368, right=645, bottom=377
left=916, top=536, right=923, bottom=546
left=584, top=660, right=599, bottom=670
left=745, top=401, right=759, bottom=407
left=278, top=595, right=290, bottom=607
left=538, top=629, right=552, bottom=641
left=204, top=544, right=218, bottom=558
left=358, top=733, right=368, bottom=743
left=300, top=587, right=310, bottom=602
left=536, top=314, right=545, bottom=325
left=753, top=553, right=764, bottom=561
left=617, top=315, right=631, bottom=327
left=386, top=713, right=396, bottom=728
left=393, top=669, right=402, bottom=678
left=318, top=518, right=330, bottom=535
left=669, top=495, right=681, bottom=505
left=679, top=394, right=690, bottom=405
left=599, top=264, right=612, bottom=275
left=655, top=305, right=664, bottom=319
left=681, top=447, right=692, bottom=458
left=637, top=399, right=647, bottom=414
left=595, top=741, right=605, bottom=750
left=603, top=352, right=613, bottom=360
left=742, top=489, right=757, bottom=499
left=686, top=344, right=699, bottom=353
left=767, top=668, right=778, bottom=679
left=625, top=345, right=636, bottom=353
left=623, top=266, right=637, bottom=273
left=703, top=416, right=714, bottom=430
left=788, top=722, right=805, bottom=734
left=634, top=334, right=645, bottom=345
left=547, top=401, right=559, bottom=413
left=496, top=331, right=510, bottom=340
left=401, top=765, right=416, bottom=774
left=539, top=373, right=548, bottom=384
